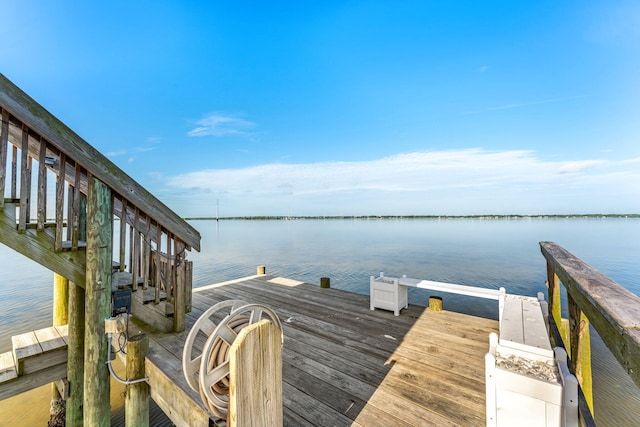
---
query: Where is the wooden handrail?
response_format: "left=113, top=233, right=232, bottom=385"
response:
left=0, top=73, right=200, bottom=251
left=1, top=74, right=199, bottom=332
left=540, top=242, right=640, bottom=422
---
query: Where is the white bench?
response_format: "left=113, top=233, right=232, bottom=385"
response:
left=369, top=273, right=505, bottom=316
left=487, top=294, right=577, bottom=427
left=499, top=294, right=553, bottom=358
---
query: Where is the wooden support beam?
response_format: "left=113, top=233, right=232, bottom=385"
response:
left=37, top=138, right=47, bottom=231
left=11, top=145, right=17, bottom=199
left=51, top=273, right=69, bottom=402
left=120, top=198, right=127, bottom=271
left=229, top=319, right=283, bottom=427
left=173, top=239, right=185, bottom=333
left=568, top=292, right=593, bottom=414
left=0, top=108, right=8, bottom=209
left=84, top=175, right=112, bottom=427
left=155, top=224, right=162, bottom=305
left=0, top=201, right=86, bottom=284
left=142, top=216, right=151, bottom=290
left=131, top=208, right=140, bottom=291
left=18, top=126, right=29, bottom=232
left=54, top=153, right=65, bottom=252
left=185, top=259, right=193, bottom=313
left=53, top=273, right=69, bottom=326
left=166, top=232, right=173, bottom=304
left=125, top=334, right=149, bottom=427
left=71, top=163, right=81, bottom=250
left=66, top=279, right=85, bottom=427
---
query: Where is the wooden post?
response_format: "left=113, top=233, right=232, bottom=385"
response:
left=568, top=293, right=593, bottom=414
left=18, top=126, right=29, bottom=233
left=53, top=273, right=69, bottom=326
left=0, top=108, right=8, bottom=210
left=67, top=195, right=86, bottom=427
left=66, top=280, right=85, bottom=427
left=173, top=240, right=186, bottom=333
left=547, top=264, right=570, bottom=347
left=429, top=296, right=443, bottom=311
left=125, top=334, right=149, bottom=427
left=320, top=277, right=330, bottom=289
left=257, top=265, right=266, bottom=275
left=51, top=274, right=68, bottom=406
left=84, top=176, right=112, bottom=427
left=228, top=320, right=282, bottom=427
left=37, top=138, right=47, bottom=231
left=54, top=153, right=66, bottom=252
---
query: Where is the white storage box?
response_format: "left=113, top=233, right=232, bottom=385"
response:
left=486, top=334, right=578, bottom=427
left=369, top=274, right=407, bottom=316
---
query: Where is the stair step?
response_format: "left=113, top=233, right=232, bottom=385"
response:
left=12, top=326, right=68, bottom=375
left=0, top=351, right=17, bottom=383
left=112, top=271, right=146, bottom=290
left=60, top=240, right=87, bottom=250
left=26, top=222, right=58, bottom=230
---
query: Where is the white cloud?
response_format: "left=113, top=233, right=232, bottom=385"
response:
left=479, top=65, right=489, bottom=72
left=558, top=160, right=608, bottom=174
left=161, top=149, right=640, bottom=216
left=187, top=113, right=255, bottom=137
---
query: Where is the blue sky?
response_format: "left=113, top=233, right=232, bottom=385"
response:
left=2, top=1, right=640, bottom=216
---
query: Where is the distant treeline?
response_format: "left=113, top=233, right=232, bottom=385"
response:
left=185, top=214, right=640, bottom=221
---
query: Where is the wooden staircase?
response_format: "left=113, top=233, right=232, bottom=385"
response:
left=0, top=73, right=201, bottom=333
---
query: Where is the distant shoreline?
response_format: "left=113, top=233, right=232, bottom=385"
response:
left=185, top=214, right=640, bottom=221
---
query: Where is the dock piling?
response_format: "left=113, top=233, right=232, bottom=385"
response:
left=429, top=296, right=443, bottom=311
left=84, top=176, right=112, bottom=426
left=125, top=334, right=149, bottom=427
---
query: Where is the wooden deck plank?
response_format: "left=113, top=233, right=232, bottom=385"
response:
left=499, top=297, right=524, bottom=344
left=54, top=325, right=69, bottom=345
left=282, top=359, right=412, bottom=427
left=12, top=331, right=42, bottom=375
left=197, top=278, right=494, bottom=376
left=34, top=326, right=66, bottom=353
left=0, top=351, right=17, bottom=383
left=522, top=299, right=552, bottom=351
left=137, top=275, right=498, bottom=426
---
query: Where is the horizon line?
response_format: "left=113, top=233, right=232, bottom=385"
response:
left=184, top=213, right=640, bottom=221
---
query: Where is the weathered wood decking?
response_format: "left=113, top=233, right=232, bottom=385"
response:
left=142, top=274, right=498, bottom=426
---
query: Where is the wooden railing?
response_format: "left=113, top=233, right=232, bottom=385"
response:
left=0, top=73, right=200, bottom=331
left=540, top=242, right=640, bottom=425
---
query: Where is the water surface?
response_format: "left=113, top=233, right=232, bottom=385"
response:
left=1, top=217, right=638, bottom=425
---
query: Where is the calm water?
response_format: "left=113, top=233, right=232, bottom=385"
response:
left=1, top=218, right=639, bottom=425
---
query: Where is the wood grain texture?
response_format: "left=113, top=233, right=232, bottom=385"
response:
left=540, top=241, right=640, bottom=389
left=0, top=73, right=200, bottom=251
left=126, top=334, right=150, bottom=427
left=138, top=274, right=498, bottom=426
left=229, top=320, right=283, bottom=427
left=83, top=176, right=112, bottom=427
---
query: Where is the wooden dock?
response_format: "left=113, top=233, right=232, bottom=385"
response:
left=143, top=274, right=498, bottom=426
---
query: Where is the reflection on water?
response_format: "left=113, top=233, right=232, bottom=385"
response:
left=0, top=218, right=639, bottom=425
